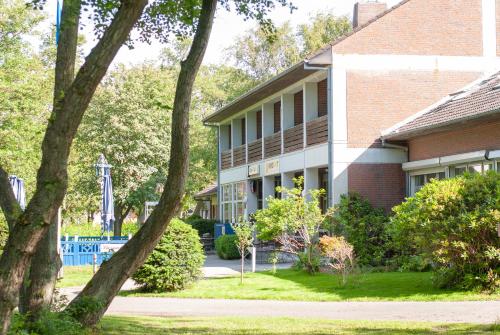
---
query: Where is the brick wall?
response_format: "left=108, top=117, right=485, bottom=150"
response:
left=333, top=0, right=483, bottom=56
left=348, top=163, right=406, bottom=212
left=347, top=70, right=480, bottom=148
left=353, top=2, right=387, bottom=28
left=408, top=118, right=500, bottom=161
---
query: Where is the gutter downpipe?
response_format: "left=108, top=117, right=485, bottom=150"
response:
left=303, top=60, right=333, bottom=207
left=204, top=122, right=222, bottom=223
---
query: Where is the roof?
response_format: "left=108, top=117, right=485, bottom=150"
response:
left=382, top=71, right=500, bottom=140
left=194, top=183, right=217, bottom=199
left=204, top=0, right=415, bottom=124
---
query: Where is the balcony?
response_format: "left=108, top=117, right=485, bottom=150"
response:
left=306, top=115, right=328, bottom=146
left=221, top=150, right=232, bottom=170
left=248, top=139, right=262, bottom=163
left=264, top=132, right=282, bottom=158
left=233, top=145, right=246, bottom=167
left=284, top=124, right=304, bottom=153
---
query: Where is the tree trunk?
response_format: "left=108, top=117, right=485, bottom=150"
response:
left=18, top=0, right=81, bottom=321
left=0, top=1, right=148, bottom=332
left=113, top=204, right=132, bottom=237
left=65, top=0, right=217, bottom=327
left=18, top=215, right=62, bottom=319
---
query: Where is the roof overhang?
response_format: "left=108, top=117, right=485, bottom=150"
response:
left=204, top=62, right=321, bottom=124
left=382, top=111, right=500, bottom=141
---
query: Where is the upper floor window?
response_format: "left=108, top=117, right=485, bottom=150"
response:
left=411, top=171, right=445, bottom=195
left=294, top=90, right=303, bottom=126
left=317, top=79, right=327, bottom=117
left=256, top=110, right=262, bottom=139
left=273, top=101, right=281, bottom=133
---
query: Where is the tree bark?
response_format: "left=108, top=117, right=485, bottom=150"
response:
left=0, top=166, right=22, bottom=230
left=0, top=1, right=148, bottom=332
left=65, top=0, right=217, bottom=327
left=18, top=0, right=81, bottom=320
left=18, top=214, right=62, bottom=318
left=113, top=204, right=132, bottom=237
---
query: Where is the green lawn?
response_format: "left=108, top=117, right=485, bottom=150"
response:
left=58, top=266, right=94, bottom=288
left=121, top=269, right=499, bottom=302
left=98, top=316, right=499, bottom=334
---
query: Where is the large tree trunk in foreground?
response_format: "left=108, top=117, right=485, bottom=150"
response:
left=19, top=218, right=62, bottom=317
left=19, top=0, right=81, bottom=320
left=0, top=1, right=148, bottom=333
left=65, top=0, right=217, bottom=327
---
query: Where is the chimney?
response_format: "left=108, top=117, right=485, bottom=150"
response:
left=353, top=1, right=388, bottom=28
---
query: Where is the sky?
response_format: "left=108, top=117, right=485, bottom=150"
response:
left=41, top=0, right=402, bottom=66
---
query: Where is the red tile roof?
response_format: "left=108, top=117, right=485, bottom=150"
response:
left=382, top=71, right=500, bottom=140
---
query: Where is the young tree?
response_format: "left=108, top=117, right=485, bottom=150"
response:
left=254, top=178, right=327, bottom=274
left=319, top=235, right=355, bottom=286
left=232, top=220, right=254, bottom=283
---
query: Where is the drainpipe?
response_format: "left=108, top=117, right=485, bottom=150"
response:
left=303, top=61, right=333, bottom=207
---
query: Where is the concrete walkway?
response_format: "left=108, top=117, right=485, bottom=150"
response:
left=202, top=254, right=292, bottom=277
left=105, top=297, right=500, bottom=324
left=60, top=256, right=500, bottom=324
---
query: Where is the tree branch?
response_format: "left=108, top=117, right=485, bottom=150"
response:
left=24, top=0, right=148, bottom=228
left=0, top=166, right=21, bottom=230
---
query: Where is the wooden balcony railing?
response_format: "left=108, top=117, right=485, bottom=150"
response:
left=221, top=150, right=232, bottom=170
left=233, top=145, right=246, bottom=167
left=247, top=139, right=262, bottom=163
left=264, top=132, right=282, bottom=158
left=306, top=115, right=328, bottom=146
left=284, top=124, right=304, bottom=153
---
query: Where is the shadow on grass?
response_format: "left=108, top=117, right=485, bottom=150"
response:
left=98, top=316, right=499, bottom=335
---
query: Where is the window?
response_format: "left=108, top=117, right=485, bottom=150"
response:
left=274, top=175, right=282, bottom=198
left=273, top=101, right=281, bottom=133
left=411, top=171, right=445, bottom=194
left=319, top=168, right=328, bottom=214
left=241, top=118, right=246, bottom=145
left=317, top=79, right=327, bottom=117
left=256, top=110, right=262, bottom=139
left=454, top=161, right=494, bottom=176
left=294, top=90, right=303, bottom=126
left=220, top=182, right=246, bottom=223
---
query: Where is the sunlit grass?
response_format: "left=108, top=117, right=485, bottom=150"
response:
left=121, top=269, right=499, bottom=302
left=98, top=316, right=499, bottom=334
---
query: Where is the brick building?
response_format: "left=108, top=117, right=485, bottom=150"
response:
left=203, top=0, right=500, bottom=223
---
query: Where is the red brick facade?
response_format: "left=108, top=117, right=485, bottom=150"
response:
left=333, top=0, right=483, bottom=56
left=346, top=71, right=480, bottom=148
left=348, top=163, right=406, bottom=212
left=408, top=118, right=500, bottom=161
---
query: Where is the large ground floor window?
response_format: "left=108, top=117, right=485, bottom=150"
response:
left=221, top=181, right=247, bottom=223
left=409, top=157, right=499, bottom=196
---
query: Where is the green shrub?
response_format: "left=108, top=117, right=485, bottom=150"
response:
left=9, top=310, right=86, bottom=335
left=215, top=234, right=240, bottom=260
left=187, top=218, right=217, bottom=236
left=331, top=194, right=391, bottom=267
left=132, top=219, right=205, bottom=292
left=391, top=172, right=500, bottom=292
left=184, top=214, right=202, bottom=223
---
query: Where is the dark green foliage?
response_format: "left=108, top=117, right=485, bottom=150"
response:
left=0, top=215, right=7, bottom=253
left=133, top=219, right=205, bottom=292
left=331, top=194, right=391, bottom=267
left=391, top=172, right=500, bottom=292
left=9, top=310, right=87, bottom=335
left=294, top=249, right=321, bottom=274
left=215, top=234, right=240, bottom=260
left=187, top=218, right=217, bottom=236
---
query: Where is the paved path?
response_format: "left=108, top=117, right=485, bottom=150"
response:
left=105, top=297, right=500, bottom=324
left=202, top=254, right=292, bottom=277
left=60, top=256, right=500, bottom=324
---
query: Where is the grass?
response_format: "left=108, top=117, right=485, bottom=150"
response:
left=121, top=269, right=499, bottom=302
left=98, top=316, right=499, bottom=334
left=58, top=266, right=95, bottom=288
